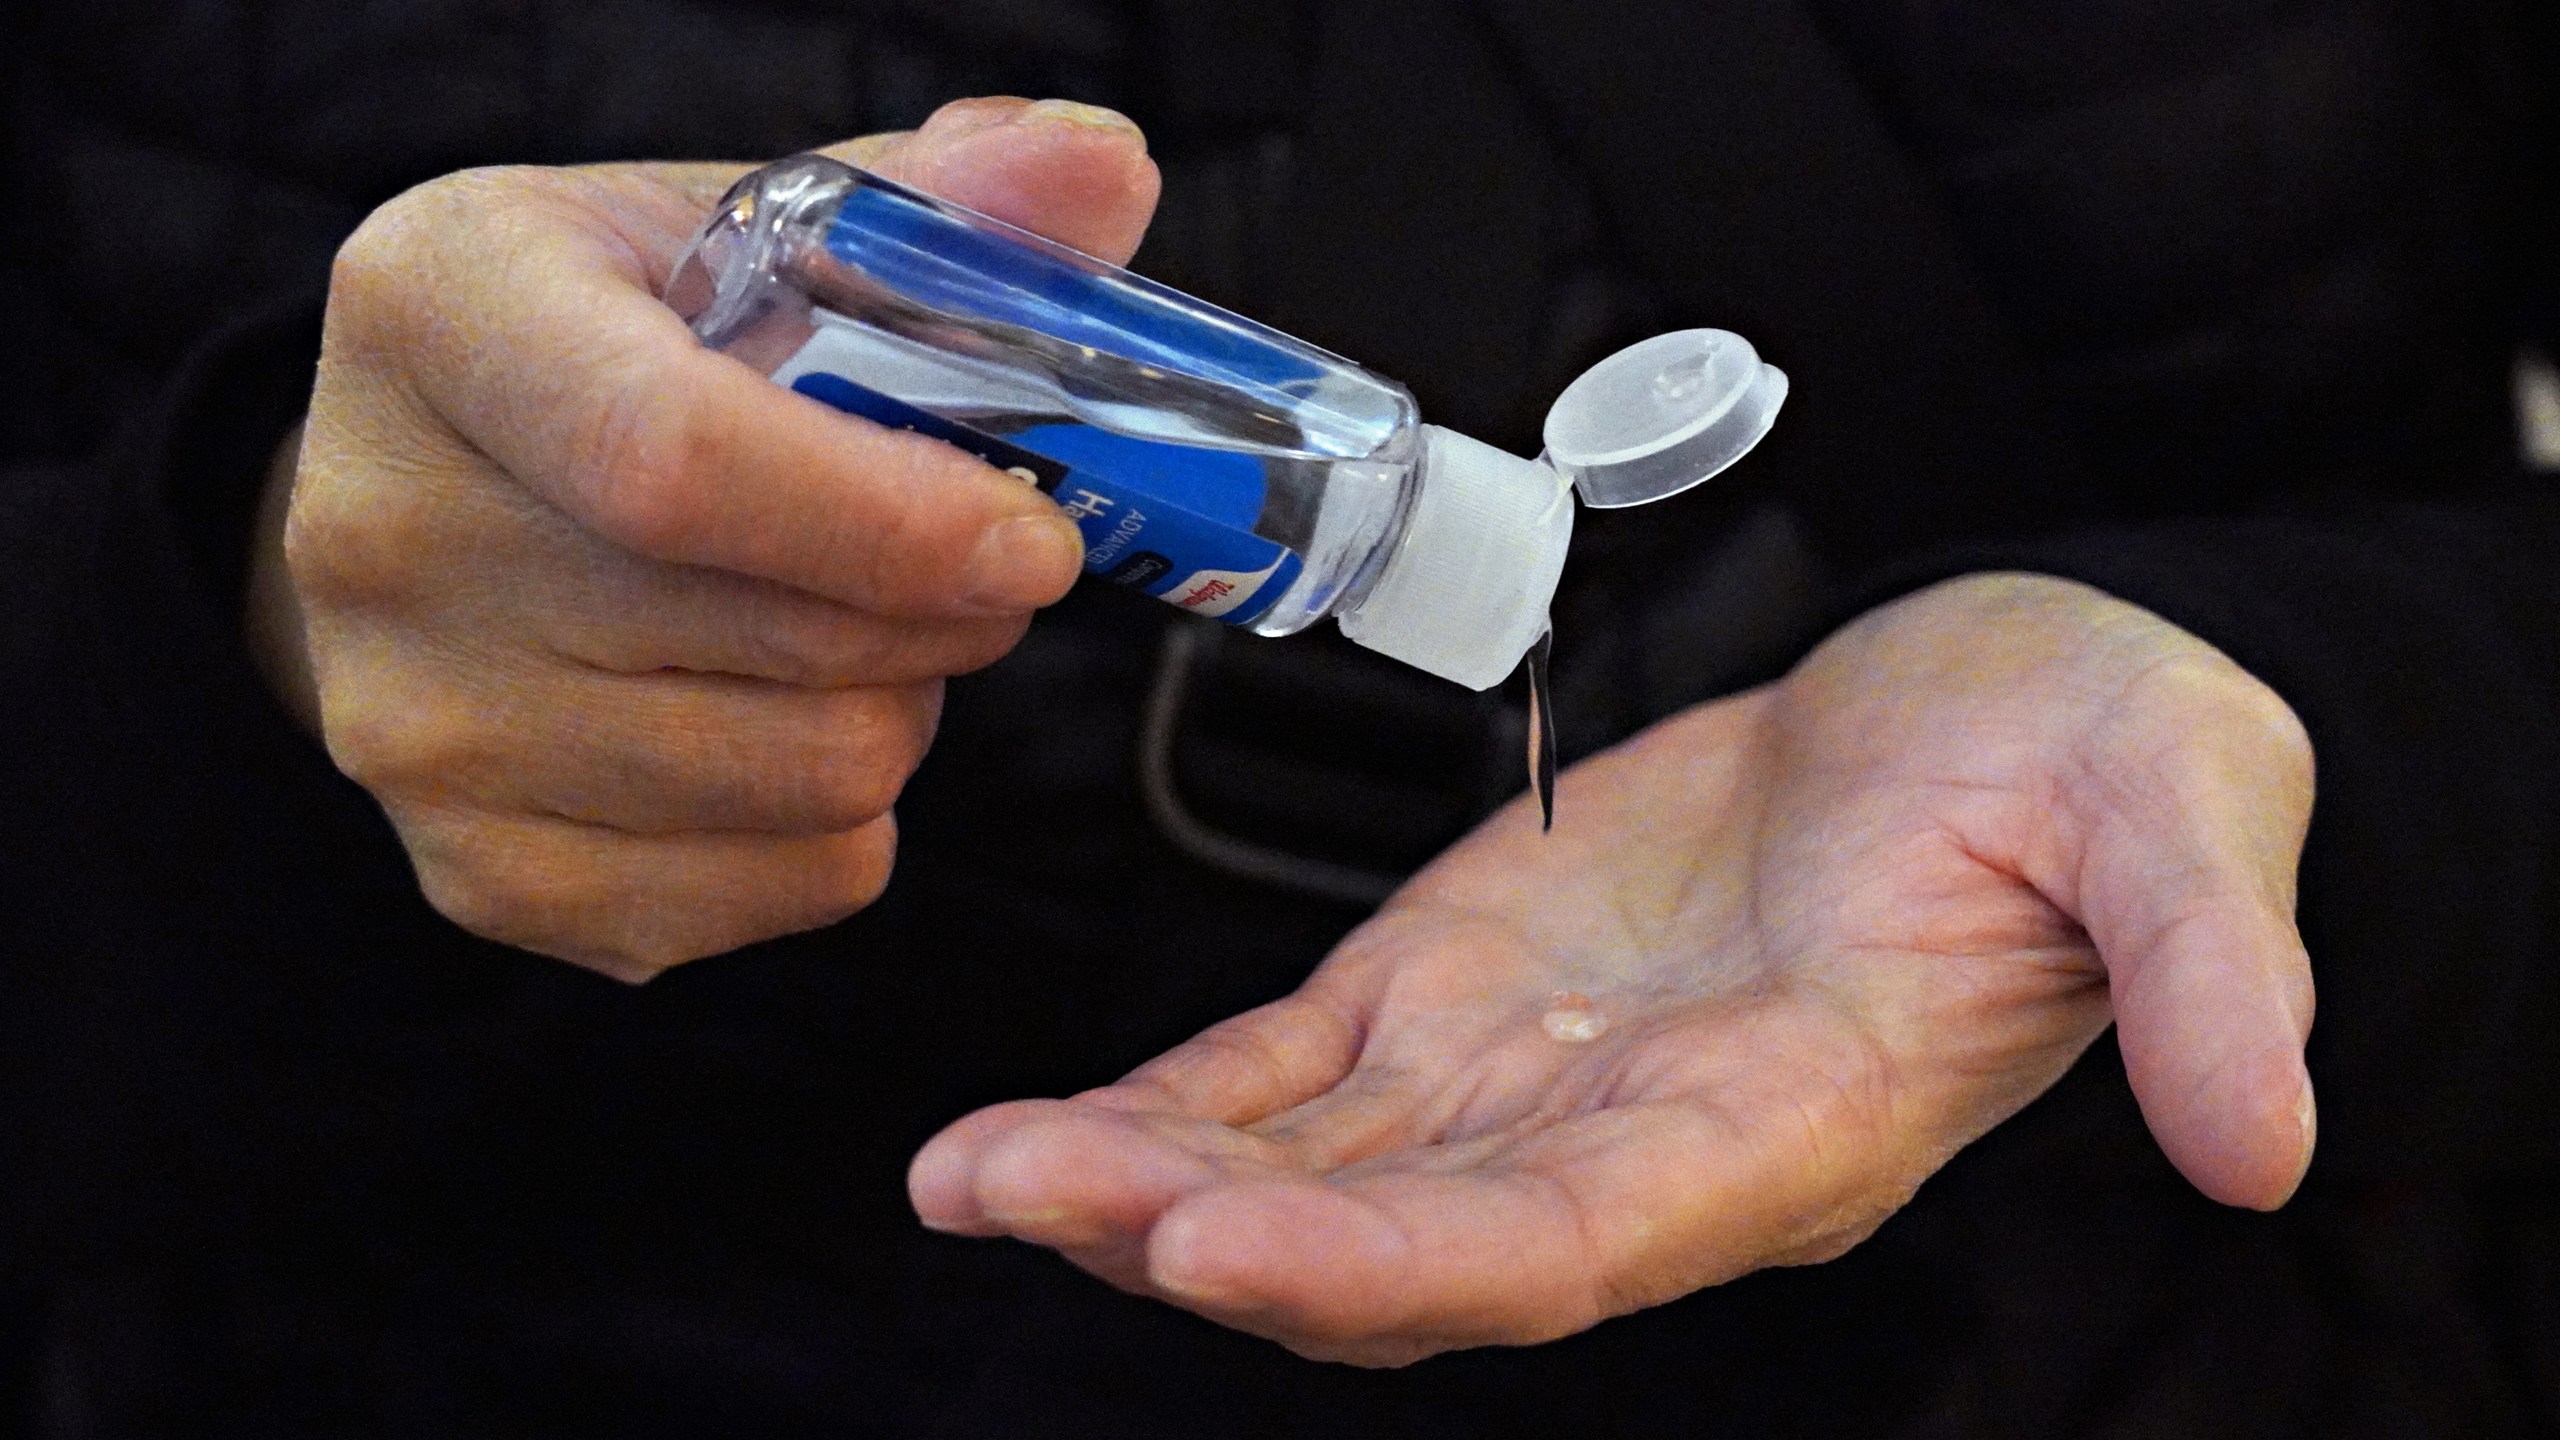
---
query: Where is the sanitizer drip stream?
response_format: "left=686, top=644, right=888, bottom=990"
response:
left=1526, top=630, right=1557, bottom=831
left=670, top=155, right=1785, bottom=825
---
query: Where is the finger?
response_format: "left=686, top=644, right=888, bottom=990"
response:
left=294, top=450, right=1041, bottom=687
left=604, top=94, right=1160, bottom=271
left=1111, top=992, right=1372, bottom=1124
left=326, top=172, right=1084, bottom=618
left=906, top=993, right=1359, bottom=1237
left=859, top=97, right=1162, bottom=265
left=395, top=807, right=898, bottom=979
left=1096, top=902, right=1575, bottom=1134
left=323, top=651, right=941, bottom=836
left=2101, top=896, right=2316, bottom=1209
left=910, top=1101, right=1078, bottom=1237
left=532, top=560, right=1033, bottom=688
left=2064, top=661, right=2320, bottom=1210
left=502, top=502, right=1040, bottom=686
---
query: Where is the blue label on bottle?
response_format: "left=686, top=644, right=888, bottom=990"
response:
left=789, top=373, right=1302, bottom=625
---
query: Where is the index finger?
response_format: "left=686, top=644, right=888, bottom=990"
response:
left=332, top=165, right=1083, bottom=617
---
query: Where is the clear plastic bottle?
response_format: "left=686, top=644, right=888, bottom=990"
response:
left=668, top=154, right=1785, bottom=689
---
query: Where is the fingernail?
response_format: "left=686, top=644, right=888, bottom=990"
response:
left=920, top=97, right=1032, bottom=142
left=963, top=514, right=1085, bottom=611
left=1014, top=99, right=1143, bottom=136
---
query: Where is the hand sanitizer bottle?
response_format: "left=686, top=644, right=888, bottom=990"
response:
left=668, top=154, right=1785, bottom=690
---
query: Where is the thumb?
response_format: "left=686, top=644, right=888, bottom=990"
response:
left=2065, top=663, right=2319, bottom=1210
left=831, top=97, right=1162, bottom=265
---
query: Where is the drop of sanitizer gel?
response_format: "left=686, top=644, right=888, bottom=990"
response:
left=1541, top=991, right=1609, bottom=1044
left=670, top=156, right=1785, bottom=834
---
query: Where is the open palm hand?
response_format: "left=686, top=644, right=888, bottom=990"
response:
left=911, top=575, right=2318, bottom=1364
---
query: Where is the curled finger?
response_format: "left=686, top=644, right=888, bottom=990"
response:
left=323, top=653, right=942, bottom=837
left=393, top=807, right=900, bottom=978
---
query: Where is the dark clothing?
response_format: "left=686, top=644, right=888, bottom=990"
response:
left=3, top=1, right=2557, bottom=1435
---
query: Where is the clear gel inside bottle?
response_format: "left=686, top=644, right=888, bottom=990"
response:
left=667, top=154, right=1785, bottom=691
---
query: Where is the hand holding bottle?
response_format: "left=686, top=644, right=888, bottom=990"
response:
left=909, top=574, right=2319, bottom=1365
left=249, top=99, right=1161, bottom=979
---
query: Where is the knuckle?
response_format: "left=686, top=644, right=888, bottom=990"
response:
left=787, top=693, right=938, bottom=829
left=1282, top=1329, right=1449, bottom=1370
left=581, top=922, right=727, bottom=980
left=559, top=368, right=703, bottom=560
left=940, top=614, right=1037, bottom=676
left=278, top=482, right=365, bottom=607
left=819, top=819, right=899, bottom=919
left=2225, top=669, right=2315, bottom=772
left=773, top=778, right=896, bottom=835
left=735, top=596, right=871, bottom=688
left=317, top=678, right=490, bottom=804
left=856, top=477, right=932, bottom=584
left=831, top=429, right=997, bottom=603
left=411, top=848, right=535, bottom=952
left=283, top=472, right=440, bottom=609
left=2129, top=650, right=2314, bottom=782
left=328, top=168, right=523, bottom=336
left=796, top=770, right=902, bottom=834
left=327, top=208, right=419, bottom=327
left=397, top=809, right=556, bottom=950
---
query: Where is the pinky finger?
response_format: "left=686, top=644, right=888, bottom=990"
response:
left=391, top=804, right=898, bottom=980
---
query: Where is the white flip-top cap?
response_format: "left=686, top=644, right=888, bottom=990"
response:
left=1338, top=426, right=1572, bottom=690
left=1336, top=330, right=1784, bottom=690
left=1543, top=329, right=1787, bottom=508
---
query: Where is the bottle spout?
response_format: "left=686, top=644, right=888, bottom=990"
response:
left=1337, top=427, right=1572, bottom=690
left=1543, top=329, right=1787, bottom=509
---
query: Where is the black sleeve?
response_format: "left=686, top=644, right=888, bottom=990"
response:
left=0, top=293, right=525, bottom=1273
left=0, top=290, right=365, bottom=929
left=1860, top=494, right=2560, bottom=1185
